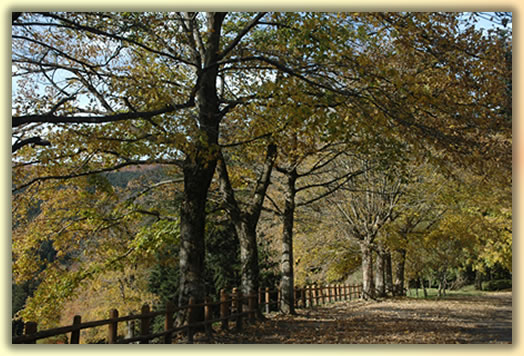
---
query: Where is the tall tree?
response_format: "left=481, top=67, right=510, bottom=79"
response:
left=329, top=158, right=404, bottom=299
left=216, top=143, right=277, bottom=312
left=12, top=12, right=365, bottom=313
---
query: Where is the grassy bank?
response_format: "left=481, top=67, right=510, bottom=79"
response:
left=405, top=284, right=506, bottom=299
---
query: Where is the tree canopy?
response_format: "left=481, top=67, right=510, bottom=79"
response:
left=12, top=11, right=511, bottom=334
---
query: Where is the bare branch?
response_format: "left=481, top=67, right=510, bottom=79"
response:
left=296, top=169, right=366, bottom=207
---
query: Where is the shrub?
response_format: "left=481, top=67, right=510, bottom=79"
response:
left=483, top=279, right=512, bottom=291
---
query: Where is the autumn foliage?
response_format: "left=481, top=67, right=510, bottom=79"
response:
left=12, top=12, right=511, bottom=342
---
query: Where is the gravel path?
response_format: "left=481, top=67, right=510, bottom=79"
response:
left=200, top=291, right=512, bottom=344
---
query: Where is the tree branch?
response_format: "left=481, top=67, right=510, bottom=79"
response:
left=13, top=159, right=183, bottom=193
left=296, top=169, right=365, bottom=207
left=218, top=12, right=266, bottom=61
left=13, top=101, right=194, bottom=127
left=248, top=143, right=277, bottom=221
left=12, top=136, right=51, bottom=153
left=216, top=150, right=242, bottom=222
left=39, top=12, right=198, bottom=69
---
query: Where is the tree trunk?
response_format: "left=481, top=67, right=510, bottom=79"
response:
left=280, top=168, right=297, bottom=314
left=360, top=241, right=375, bottom=299
left=384, top=250, right=393, bottom=296
left=178, top=12, right=225, bottom=321
left=126, top=320, right=135, bottom=340
left=393, top=248, right=406, bottom=296
left=375, top=248, right=386, bottom=297
left=475, top=270, right=483, bottom=290
left=217, top=144, right=277, bottom=318
left=178, top=156, right=217, bottom=320
left=420, top=276, right=428, bottom=298
left=237, top=220, right=260, bottom=299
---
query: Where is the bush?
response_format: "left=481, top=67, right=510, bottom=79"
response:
left=483, top=279, right=512, bottom=291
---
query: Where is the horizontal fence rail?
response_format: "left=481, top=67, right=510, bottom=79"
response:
left=13, top=283, right=363, bottom=344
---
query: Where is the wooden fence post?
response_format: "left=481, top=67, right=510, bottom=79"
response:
left=301, top=287, right=306, bottom=308
left=265, top=288, right=270, bottom=314
left=237, top=289, right=244, bottom=330
left=108, top=309, right=118, bottom=344
left=204, top=297, right=212, bottom=337
left=70, top=315, right=81, bottom=344
left=187, top=297, right=195, bottom=344
left=164, top=302, right=174, bottom=344
left=220, top=289, right=229, bottom=331
left=140, top=304, right=151, bottom=344
left=24, top=321, right=37, bottom=344
left=248, top=293, right=256, bottom=321
left=232, top=288, right=243, bottom=331
left=258, top=288, right=263, bottom=313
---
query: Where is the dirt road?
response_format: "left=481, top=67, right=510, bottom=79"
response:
left=203, top=291, right=512, bottom=344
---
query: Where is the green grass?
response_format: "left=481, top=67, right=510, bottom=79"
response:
left=406, top=284, right=487, bottom=299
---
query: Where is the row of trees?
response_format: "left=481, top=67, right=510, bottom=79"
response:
left=291, top=152, right=511, bottom=299
left=12, top=12, right=511, bottom=336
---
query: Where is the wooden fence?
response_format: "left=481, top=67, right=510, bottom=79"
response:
left=13, top=283, right=363, bottom=344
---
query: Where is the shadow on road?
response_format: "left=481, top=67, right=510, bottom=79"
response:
left=201, top=291, right=512, bottom=344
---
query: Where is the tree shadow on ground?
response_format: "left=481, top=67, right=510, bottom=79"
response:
left=196, top=292, right=512, bottom=344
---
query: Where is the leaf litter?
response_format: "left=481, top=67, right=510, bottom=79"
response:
left=195, top=291, right=511, bottom=344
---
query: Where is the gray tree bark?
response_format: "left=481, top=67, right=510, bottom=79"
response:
left=178, top=12, right=225, bottom=323
left=393, top=248, right=406, bottom=296
left=360, top=241, right=375, bottom=299
left=217, top=144, right=277, bottom=316
left=280, top=168, right=298, bottom=314
left=375, top=247, right=386, bottom=297
left=384, top=250, right=393, bottom=295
